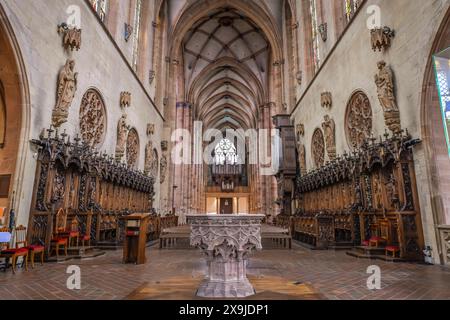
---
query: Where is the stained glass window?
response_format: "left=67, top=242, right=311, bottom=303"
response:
left=433, top=47, right=450, bottom=156
left=214, top=139, right=238, bottom=165
left=310, top=0, right=320, bottom=73
left=132, top=0, right=143, bottom=71
left=345, top=0, right=360, bottom=23
left=90, top=0, right=108, bottom=22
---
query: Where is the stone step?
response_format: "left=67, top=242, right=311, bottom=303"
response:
left=46, top=249, right=106, bottom=263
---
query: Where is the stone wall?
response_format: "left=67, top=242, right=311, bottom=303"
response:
left=291, top=0, right=450, bottom=264
left=0, top=0, right=164, bottom=226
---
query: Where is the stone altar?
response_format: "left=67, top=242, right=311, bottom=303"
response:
left=187, top=214, right=264, bottom=298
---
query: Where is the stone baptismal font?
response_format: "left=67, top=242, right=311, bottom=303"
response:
left=187, top=214, right=265, bottom=298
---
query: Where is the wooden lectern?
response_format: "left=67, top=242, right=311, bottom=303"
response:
left=122, top=213, right=150, bottom=265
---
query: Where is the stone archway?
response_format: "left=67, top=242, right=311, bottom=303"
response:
left=0, top=4, right=31, bottom=227
left=420, top=7, right=450, bottom=264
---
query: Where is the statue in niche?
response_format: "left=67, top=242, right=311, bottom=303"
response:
left=297, top=143, right=307, bottom=176
left=144, top=141, right=153, bottom=175
left=116, top=114, right=130, bottom=161
left=144, top=142, right=159, bottom=179
left=322, top=115, right=336, bottom=161
left=52, top=59, right=78, bottom=128
left=160, top=154, right=168, bottom=184
left=375, top=61, right=401, bottom=133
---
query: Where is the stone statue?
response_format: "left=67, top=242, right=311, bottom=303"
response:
left=375, top=61, right=401, bottom=133
left=144, top=141, right=158, bottom=179
left=160, top=154, right=168, bottom=184
left=322, top=115, right=336, bottom=160
left=115, top=114, right=130, bottom=161
left=52, top=59, right=78, bottom=128
left=298, top=143, right=307, bottom=176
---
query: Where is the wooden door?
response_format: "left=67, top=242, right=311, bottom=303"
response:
left=220, top=198, right=233, bottom=214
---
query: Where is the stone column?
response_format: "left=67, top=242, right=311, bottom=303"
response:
left=187, top=214, right=264, bottom=298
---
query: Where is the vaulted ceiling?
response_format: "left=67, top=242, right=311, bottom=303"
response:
left=182, top=7, right=271, bottom=131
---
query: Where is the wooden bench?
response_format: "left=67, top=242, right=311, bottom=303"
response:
left=262, top=233, right=292, bottom=249
left=159, top=233, right=190, bottom=249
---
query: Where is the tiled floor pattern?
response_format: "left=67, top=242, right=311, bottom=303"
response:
left=0, top=243, right=449, bottom=300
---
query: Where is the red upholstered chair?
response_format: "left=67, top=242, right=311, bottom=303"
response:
left=0, top=226, right=29, bottom=274
left=369, top=220, right=388, bottom=247
left=369, top=236, right=387, bottom=247
left=386, top=245, right=400, bottom=258
left=68, top=219, right=80, bottom=248
left=80, top=234, right=91, bottom=248
left=27, top=243, right=45, bottom=268
left=50, top=208, right=69, bottom=258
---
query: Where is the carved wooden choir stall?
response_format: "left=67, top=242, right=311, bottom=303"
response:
left=27, top=127, right=156, bottom=258
left=291, top=131, right=424, bottom=261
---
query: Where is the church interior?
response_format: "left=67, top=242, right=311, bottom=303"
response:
left=0, top=0, right=450, bottom=301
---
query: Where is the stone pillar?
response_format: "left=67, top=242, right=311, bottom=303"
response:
left=187, top=214, right=264, bottom=298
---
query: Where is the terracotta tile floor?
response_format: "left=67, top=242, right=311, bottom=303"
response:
left=0, top=243, right=449, bottom=300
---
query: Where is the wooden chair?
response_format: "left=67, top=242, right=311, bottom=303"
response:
left=0, top=226, right=11, bottom=271
left=384, top=220, right=400, bottom=258
left=0, top=226, right=29, bottom=274
left=68, top=219, right=80, bottom=248
left=50, top=208, right=69, bottom=258
left=369, top=220, right=388, bottom=247
left=386, top=245, right=401, bottom=258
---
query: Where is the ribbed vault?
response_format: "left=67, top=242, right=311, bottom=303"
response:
left=182, top=7, right=271, bottom=131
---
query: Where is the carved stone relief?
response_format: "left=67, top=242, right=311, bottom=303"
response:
left=161, top=140, right=169, bottom=152
left=318, top=23, right=328, bottom=42
left=375, top=61, right=401, bottom=133
left=371, top=27, right=395, bottom=52
left=149, top=70, right=156, bottom=85
left=296, top=71, right=302, bottom=86
left=52, top=59, right=78, bottom=128
left=312, top=128, right=325, bottom=168
left=126, top=128, right=140, bottom=168
left=79, top=89, right=106, bottom=147
left=57, top=23, right=81, bottom=51
left=296, top=124, right=305, bottom=141
left=322, top=115, right=336, bottom=161
left=321, top=92, right=332, bottom=110
left=124, top=23, right=133, bottom=42
left=147, top=123, right=155, bottom=136
left=120, top=92, right=131, bottom=109
left=345, top=91, right=373, bottom=149
left=115, top=114, right=130, bottom=161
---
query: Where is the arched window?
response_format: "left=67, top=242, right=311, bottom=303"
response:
left=214, top=139, right=238, bottom=165
left=309, top=0, right=320, bottom=73
left=434, top=50, right=450, bottom=156
left=0, top=81, right=5, bottom=148
left=132, top=0, right=143, bottom=71
left=345, top=0, right=361, bottom=23
left=90, top=0, right=108, bottom=22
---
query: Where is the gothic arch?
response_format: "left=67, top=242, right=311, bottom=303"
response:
left=420, top=7, right=450, bottom=228
left=0, top=81, right=5, bottom=148
left=0, top=3, right=31, bottom=226
left=169, top=0, right=283, bottom=63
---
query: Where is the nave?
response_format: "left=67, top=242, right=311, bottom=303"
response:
left=1, top=243, right=449, bottom=300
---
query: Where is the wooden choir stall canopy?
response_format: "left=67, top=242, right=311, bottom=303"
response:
left=276, top=130, right=425, bottom=262
left=26, top=127, right=156, bottom=258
